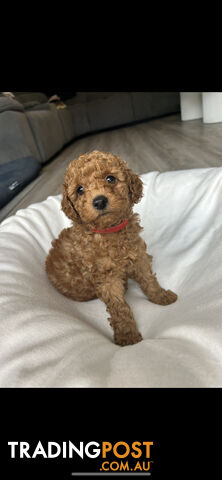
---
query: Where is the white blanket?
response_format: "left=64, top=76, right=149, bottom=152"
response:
left=0, top=168, right=222, bottom=387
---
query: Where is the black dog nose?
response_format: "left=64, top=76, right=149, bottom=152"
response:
left=92, top=195, right=108, bottom=210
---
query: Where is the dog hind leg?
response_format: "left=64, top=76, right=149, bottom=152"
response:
left=130, top=253, right=178, bottom=306
left=45, top=249, right=97, bottom=302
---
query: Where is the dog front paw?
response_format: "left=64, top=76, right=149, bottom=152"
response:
left=149, top=288, right=178, bottom=306
left=166, top=289, right=178, bottom=304
left=114, top=329, right=143, bottom=347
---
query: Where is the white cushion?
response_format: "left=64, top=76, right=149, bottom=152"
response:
left=0, top=167, right=222, bottom=387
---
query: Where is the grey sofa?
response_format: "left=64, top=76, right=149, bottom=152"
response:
left=0, top=95, right=41, bottom=164
left=25, top=103, right=66, bottom=163
left=14, top=92, right=66, bottom=163
left=0, top=91, right=180, bottom=210
left=67, top=92, right=180, bottom=137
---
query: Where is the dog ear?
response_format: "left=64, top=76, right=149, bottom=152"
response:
left=61, top=183, right=79, bottom=222
left=126, top=168, right=143, bottom=204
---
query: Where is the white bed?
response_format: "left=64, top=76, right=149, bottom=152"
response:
left=0, top=167, right=222, bottom=387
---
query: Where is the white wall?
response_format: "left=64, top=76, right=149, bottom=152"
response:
left=180, top=92, right=222, bottom=123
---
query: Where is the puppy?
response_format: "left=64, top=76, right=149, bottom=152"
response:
left=46, top=151, right=177, bottom=346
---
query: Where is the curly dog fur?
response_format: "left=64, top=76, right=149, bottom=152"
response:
left=45, top=150, right=177, bottom=346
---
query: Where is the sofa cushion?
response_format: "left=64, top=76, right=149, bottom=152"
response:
left=25, top=104, right=65, bottom=163
left=0, top=96, right=24, bottom=113
left=87, top=92, right=134, bottom=131
left=0, top=110, right=42, bottom=164
left=68, top=101, right=91, bottom=138
left=131, top=92, right=180, bottom=121
left=13, top=92, right=48, bottom=106
left=0, top=156, right=41, bottom=209
left=56, top=107, right=74, bottom=144
left=23, top=101, right=42, bottom=110
left=66, top=92, right=112, bottom=105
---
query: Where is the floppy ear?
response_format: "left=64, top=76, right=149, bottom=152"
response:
left=61, top=183, right=80, bottom=222
left=126, top=168, right=143, bottom=204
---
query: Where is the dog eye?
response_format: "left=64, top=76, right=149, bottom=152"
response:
left=77, top=185, right=84, bottom=195
left=106, top=175, right=116, bottom=184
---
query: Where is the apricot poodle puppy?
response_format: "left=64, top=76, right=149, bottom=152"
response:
left=45, top=150, right=177, bottom=346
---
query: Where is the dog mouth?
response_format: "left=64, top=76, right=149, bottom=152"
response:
left=99, top=211, right=112, bottom=217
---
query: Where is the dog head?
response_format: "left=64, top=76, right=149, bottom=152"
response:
left=61, top=150, right=143, bottom=229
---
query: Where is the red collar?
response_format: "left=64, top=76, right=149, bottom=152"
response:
left=92, top=218, right=128, bottom=234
